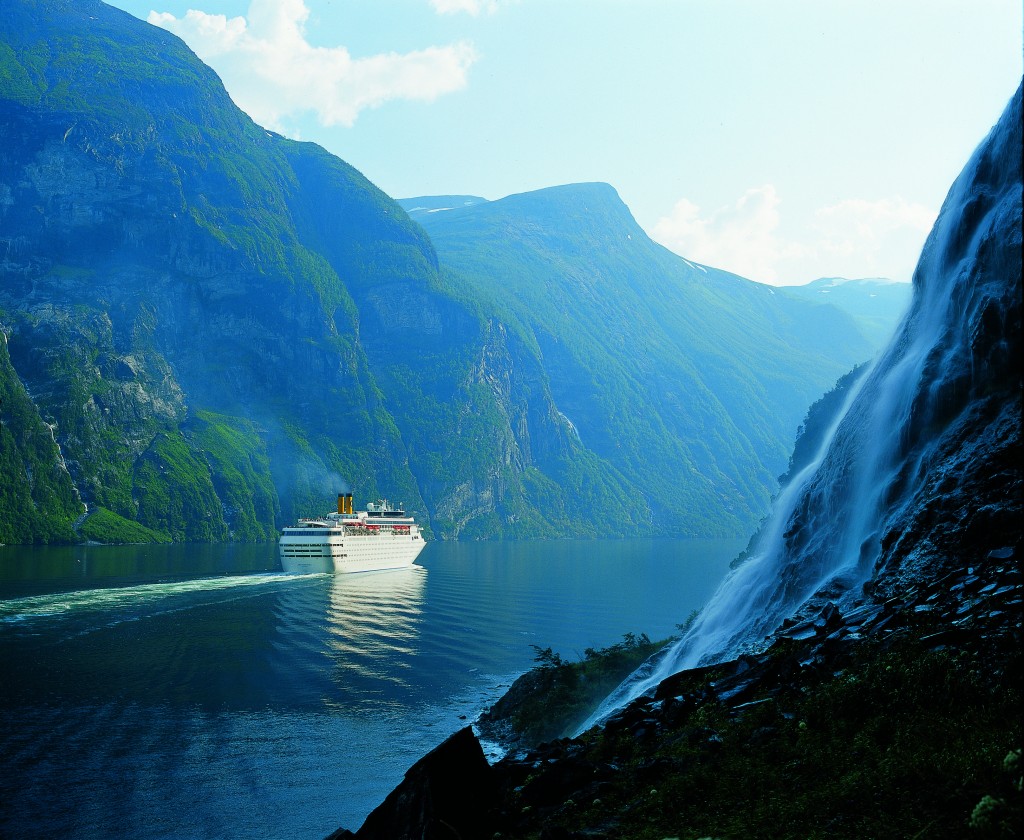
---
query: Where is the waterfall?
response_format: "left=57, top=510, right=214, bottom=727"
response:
left=579, top=84, right=1022, bottom=734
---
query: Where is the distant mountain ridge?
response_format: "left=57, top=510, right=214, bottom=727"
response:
left=781, top=277, right=912, bottom=347
left=1, top=0, right=886, bottom=543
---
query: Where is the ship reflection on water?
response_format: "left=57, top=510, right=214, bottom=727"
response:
left=324, top=567, right=427, bottom=692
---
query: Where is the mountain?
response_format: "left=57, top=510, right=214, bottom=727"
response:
left=2, top=0, right=878, bottom=544
left=0, top=0, right=434, bottom=542
left=401, top=184, right=880, bottom=536
left=780, top=277, right=913, bottom=347
left=644, top=83, right=1022, bottom=673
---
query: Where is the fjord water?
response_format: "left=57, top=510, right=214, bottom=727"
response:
left=0, top=538, right=739, bottom=839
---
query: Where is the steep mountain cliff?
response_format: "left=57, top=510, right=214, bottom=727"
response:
left=2, top=0, right=882, bottom=543
left=1, top=0, right=433, bottom=541
left=653, top=80, right=1021, bottom=673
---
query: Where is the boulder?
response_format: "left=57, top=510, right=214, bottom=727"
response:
left=334, top=726, right=497, bottom=840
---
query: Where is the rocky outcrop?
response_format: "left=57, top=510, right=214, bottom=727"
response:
left=326, top=727, right=497, bottom=840
left=487, top=544, right=1022, bottom=838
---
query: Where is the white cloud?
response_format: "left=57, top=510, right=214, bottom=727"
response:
left=652, top=185, right=805, bottom=284
left=429, top=0, right=502, bottom=15
left=810, top=197, right=937, bottom=281
left=149, top=0, right=478, bottom=130
left=652, top=187, right=937, bottom=285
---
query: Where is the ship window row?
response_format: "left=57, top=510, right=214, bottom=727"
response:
left=283, top=529, right=341, bottom=535
left=282, top=529, right=411, bottom=536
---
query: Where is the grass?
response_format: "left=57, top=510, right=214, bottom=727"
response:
left=78, top=506, right=171, bottom=544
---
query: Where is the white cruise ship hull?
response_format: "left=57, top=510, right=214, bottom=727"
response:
left=279, top=530, right=426, bottom=575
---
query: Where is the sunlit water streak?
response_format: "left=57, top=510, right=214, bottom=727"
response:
left=0, top=538, right=739, bottom=838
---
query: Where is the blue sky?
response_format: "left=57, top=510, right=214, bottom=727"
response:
left=106, top=0, right=1022, bottom=285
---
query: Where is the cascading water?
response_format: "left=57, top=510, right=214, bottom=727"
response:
left=581, top=83, right=1022, bottom=734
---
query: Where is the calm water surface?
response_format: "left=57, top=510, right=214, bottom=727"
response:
left=0, top=538, right=741, bottom=839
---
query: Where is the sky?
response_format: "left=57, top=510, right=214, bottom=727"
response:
left=105, top=0, right=1022, bottom=286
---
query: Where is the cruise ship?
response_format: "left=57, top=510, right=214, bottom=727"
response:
left=279, top=493, right=426, bottom=574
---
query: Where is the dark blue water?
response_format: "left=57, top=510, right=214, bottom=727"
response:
left=0, top=538, right=741, bottom=838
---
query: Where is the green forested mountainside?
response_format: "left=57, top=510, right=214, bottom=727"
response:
left=0, top=332, right=80, bottom=544
left=401, top=186, right=879, bottom=536
left=1, top=0, right=429, bottom=542
left=2, top=0, right=879, bottom=544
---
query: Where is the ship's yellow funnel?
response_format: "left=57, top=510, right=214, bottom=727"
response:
left=337, top=493, right=345, bottom=515
left=345, top=493, right=353, bottom=515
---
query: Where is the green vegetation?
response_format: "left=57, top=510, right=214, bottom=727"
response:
left=481, top=633, right=670, bottom=746
left=409, top=184, right=882, bottom=538
left=0, top=41, right=44, bottom=105
left=0, top=328, right=81, bottom=544
left=133, top=431, right=228, bottom=542
left=78, top=506, right=171, bottom=544
left=0, top=1, right=434, bottom=543
left=186, top=412, right=280, bottom=542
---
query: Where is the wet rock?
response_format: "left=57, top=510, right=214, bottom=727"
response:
left=519, top=752, right=601, bottom=808
left=780, top=620, right=820, bottom=641
left=652, top=663, right=718, bottom=702
left=335, top=726, right=496, bottom=840
left=841, top=602, right=884, bottom=630
left=636, top=757, right=682, bottom=781
left=819, top=602, right=843, bottom=631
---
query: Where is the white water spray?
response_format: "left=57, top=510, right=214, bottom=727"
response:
left=580, top=85, right=1022, bottom=733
